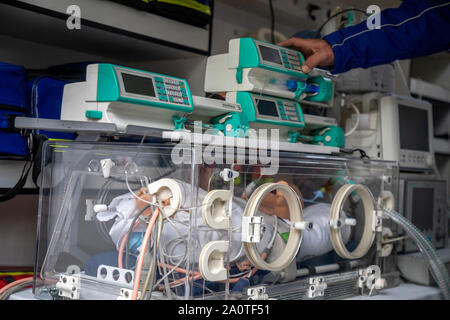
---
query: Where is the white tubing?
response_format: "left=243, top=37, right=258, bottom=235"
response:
left=243, top=183, right=303, bottom=271
left=329, top=184, right=376, bottom=259
left=344, top=102, right=360, bottom=137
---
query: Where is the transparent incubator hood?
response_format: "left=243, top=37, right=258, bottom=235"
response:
left=34, top=141, right=398, bottom=300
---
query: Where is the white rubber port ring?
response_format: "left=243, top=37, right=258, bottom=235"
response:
left=202, top=190, right=231, bottom=230
left=147, top=178, right=182, bottom=218
left=199, top=240, right=228, bottom=281
left=243, top=183, right=303, bottom=271
left=329, top=184, right=375, bottom=259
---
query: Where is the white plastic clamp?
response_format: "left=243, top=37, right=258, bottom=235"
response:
left=358, top=265, right=385, bottom=291
left=56, top=274, right=80, bottom=300
left=247, top=286, right=269, bottom=300
left=220, top=168, right=239, bottom=182
left=329, top=218, right=356, bottom=229
left=93, top=204, right=108, bottom=213
left=306, top=277, right=327, bottom=299
left=344, top=218, right=357, bottom=226
left=117, top=288, right=133, bottom=300
left=329, top=218, right=342, bottom=229
left=100, top=158, right=115, bottom=178
left=379, top=227, right=394, bottom=257
left=242, top=216, right=264, bottom=243
left=293, top=221, right=313, bottom=231
left=372, top=209, right=383, bottom=232
left=378, top=190, right=394, bottom=210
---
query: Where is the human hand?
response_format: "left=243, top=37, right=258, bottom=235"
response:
left=135, top=188, right=151, bottom=215
left=278, top=38, right=334, bottom=73
left=259, top=181, right=304, bottom=220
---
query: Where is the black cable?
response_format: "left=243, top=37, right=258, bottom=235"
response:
left=315, top=8, right=369, bottom=38
left=353, top=148, right=370, bottom=160
left=0, top=159, right=32, bottom=202
left=340, top=148, right=370, bottom=160
left=125, top=204, right=151, bottom=269
left=268, top=0, right=275, bottom=43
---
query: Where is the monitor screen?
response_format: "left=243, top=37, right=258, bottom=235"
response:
left=411, top=188, right=434, bottom=231
left=398, top=104, right=429, bottom=151
left=0, top=192, right=39, bottom=267
left=121, top=73, right=156, bottom=97
left=256, top=99, right=279, bottom=117
left=259, top=45, right=282, bottom=65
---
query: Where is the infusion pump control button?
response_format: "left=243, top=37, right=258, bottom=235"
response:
left=154, top=77, right=190, bottom=105
left=280, top=49, right=303, bottom=71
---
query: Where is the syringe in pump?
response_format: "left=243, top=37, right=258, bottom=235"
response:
left=268, top=77, right=332, bottom=102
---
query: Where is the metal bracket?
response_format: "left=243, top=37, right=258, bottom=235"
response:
left=247, top=286, right=269, bottom=300
left=306, top=276, right=327, bottom=299
left=242, top=216, right=264, bottom=243
left=56, top=274, right=80, bottom=300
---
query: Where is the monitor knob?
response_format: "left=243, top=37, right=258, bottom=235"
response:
left=425, top=155, right=434, bottom=167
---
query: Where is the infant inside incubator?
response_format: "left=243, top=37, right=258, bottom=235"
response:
left=93, top=167, right=352, bottom=283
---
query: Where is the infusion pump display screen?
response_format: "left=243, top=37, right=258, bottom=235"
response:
left=252, top=95, right=304, bottom=127
left=115, top=66, right=191, bottom=107
left=122, top=73, right=156, bottom=97
left=398, top=105, right=429, bottom=151
left=258, top=45, right=282, bottom=65
left=256, top=99, right=279, bottom=117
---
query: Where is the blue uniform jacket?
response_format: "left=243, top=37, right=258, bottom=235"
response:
left=323, top=0, right=450, bottom=74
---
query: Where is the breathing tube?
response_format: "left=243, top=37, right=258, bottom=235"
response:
left=382, top=207, right=450, bottom=300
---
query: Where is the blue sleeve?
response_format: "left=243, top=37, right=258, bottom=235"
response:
left=323, top=0, right=450, bottom=74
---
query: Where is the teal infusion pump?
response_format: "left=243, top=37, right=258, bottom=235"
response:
left=205, top=38, right=334, bottom=107
left=226, top=92, right=305, bottom=129
left=234, top=38, right=307, bottom=79
left=225, top=91, right=305, bottom=142
left=60, top=64, right=194, bottom=131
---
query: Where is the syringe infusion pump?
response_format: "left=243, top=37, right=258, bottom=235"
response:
left=203, top=37, right=341, bottom=148
left=61, top=64, right=194, bottom=132
left=205, top=38, right=334, bottom=108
